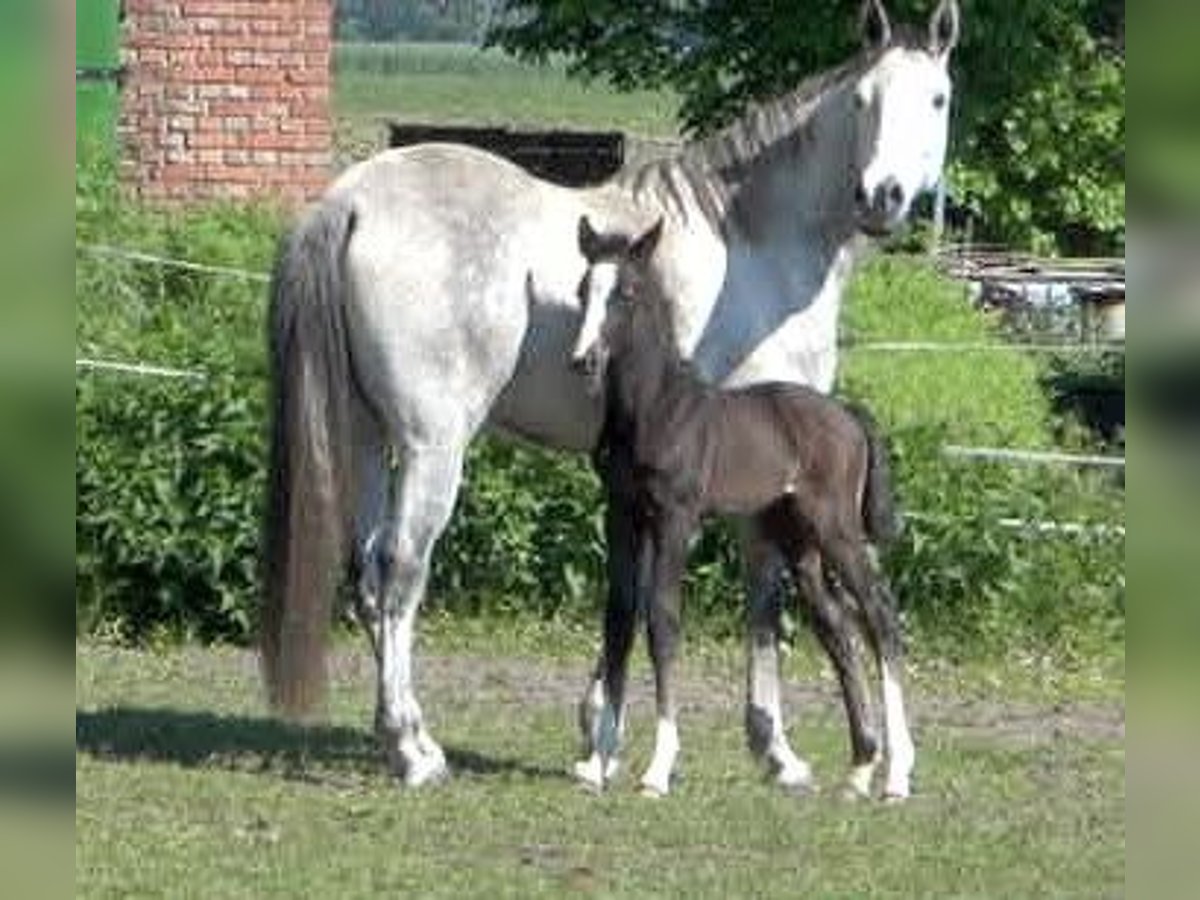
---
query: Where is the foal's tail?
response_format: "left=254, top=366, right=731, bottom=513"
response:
left=846, top=403, right=900, bottom=547
left=261, top=196, right=359, bottom=719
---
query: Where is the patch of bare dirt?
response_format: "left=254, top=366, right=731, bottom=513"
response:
left=326, top=648, right=1124, bottom=749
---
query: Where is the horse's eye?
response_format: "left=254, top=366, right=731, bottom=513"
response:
left=932, top=93, right=947, bottom=110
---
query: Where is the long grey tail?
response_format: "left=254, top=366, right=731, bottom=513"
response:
left=846, top=402, right=900, bottom=547
left=261, top=196, right=358, bottom=718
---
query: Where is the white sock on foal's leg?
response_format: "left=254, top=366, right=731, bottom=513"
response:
left=881, top=660, right=915, bottom=800
left=639, top=717, right=679, bottom=797
left=573, top=694, right=622, bottom=790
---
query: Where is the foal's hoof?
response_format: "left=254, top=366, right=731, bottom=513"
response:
left=839, top=763, right=876, bottom=802
left=638, top=770, right=673, bottom=798
left=881, top=774, right=912, bottom=803
left=772, top=762, right=817, bottom=796
left=573, top=754, right=618, bottom=792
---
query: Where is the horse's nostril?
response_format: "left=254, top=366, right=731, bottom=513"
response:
left=854, top=185, right=869, bottom=208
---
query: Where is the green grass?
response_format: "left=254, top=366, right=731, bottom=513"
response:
left=841, top=255, right=1054, bottom=447
left=333, top=42, right=681, bottom=159
left=77, top=635, right=1123, bottom=898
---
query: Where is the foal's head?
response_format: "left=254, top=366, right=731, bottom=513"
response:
left=571, top=216, right=668, bottom=391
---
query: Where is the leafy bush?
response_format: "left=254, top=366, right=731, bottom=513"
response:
left=75, top=159, right=1122, bottom=659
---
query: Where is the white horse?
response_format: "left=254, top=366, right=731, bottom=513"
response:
left=261, top=0, right=959, bottom=797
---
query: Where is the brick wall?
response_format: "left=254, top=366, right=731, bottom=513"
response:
left=119, top=0, right=333, bottom=205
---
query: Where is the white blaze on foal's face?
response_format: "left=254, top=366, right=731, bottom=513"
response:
left=572, top=258, right=619, bottom=377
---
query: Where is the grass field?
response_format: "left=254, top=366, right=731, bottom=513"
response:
left=333, top=42, right=681, bottom=162
left=77, top=627, right=1123, bottom=898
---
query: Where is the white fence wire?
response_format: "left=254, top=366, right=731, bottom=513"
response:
left=77, top=242, right=1125, bottom=541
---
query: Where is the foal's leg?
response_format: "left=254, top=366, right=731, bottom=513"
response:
left=742, top=525, right=815, bottom=790
left=639, top=511, right=692, bottom=797
left=823, top=533, right=914, bottom=800
left=575, top=497, right=642, bottom=789
left=373, top=439, right=466, bottom=787
left=791, top=548, right=880, bottom=799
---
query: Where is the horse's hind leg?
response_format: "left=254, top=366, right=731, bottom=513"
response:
left=741, top=522, right=815, bottom=791
left=372, top=438, right=466, bottom=787
left=791, top=548, right=880, bottom=799
left=823, top=533, right=914, bottom=801
left=347, top=399, right=390, bottom=730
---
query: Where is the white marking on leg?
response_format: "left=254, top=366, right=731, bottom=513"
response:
left=640, top=717, right=679, bottom=797
left=845, top=761, right=877, bottom=799
left=748, top=629, right=814, bottom=789
left=573, top=752, right=619, bottom=790
left=380, top=602, right=447, bottom=787
left=881, top=660, right=915, bottom=799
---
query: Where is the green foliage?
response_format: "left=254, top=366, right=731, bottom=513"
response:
left=489, top=0, right=1124, bottom=255
left=76, top=374, right=265, bottom=642
left=75, top=160, right=1122, bottom=660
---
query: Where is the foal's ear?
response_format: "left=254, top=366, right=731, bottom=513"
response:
left=577, top=215, right=602, bottom=262
left=860, top=0, right=892, bottom=50
left=927, top=0, right=960, bottom=57
left=630, top=218, right=664, bottom=265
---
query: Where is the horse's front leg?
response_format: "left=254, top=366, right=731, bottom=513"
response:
left=639, top=509, right=693, bottom=797
left=741, top=523, right=815, bottom=791
left=575, top=496, right=641, bottom=789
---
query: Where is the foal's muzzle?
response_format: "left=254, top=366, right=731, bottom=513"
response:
left=570, top=348, right=606, bottom=393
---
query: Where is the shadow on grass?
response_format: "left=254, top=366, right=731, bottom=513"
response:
left=76, top=706, right=569, bottom=784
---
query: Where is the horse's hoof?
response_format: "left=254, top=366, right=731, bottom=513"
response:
left=881, top=791, right=909, bottom=805
left=638, top=779, right=669, bottom=799
left=837, top=783, right=868, bottom=803
left=402, top=754, right=450, bottom=788
left=773, top=762, right=817, bottom=796
left=573, top=759, right=605, bottom=792
left=386, top=739, right=449, bottom=788
left=573, top=755, right=619, bottom=792
left=840, top=763, right=876, bottom=801
left=882, top=774, right=911, bottom=803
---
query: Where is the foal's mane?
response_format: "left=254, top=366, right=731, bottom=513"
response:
left=615, top=29, right=932, bottom=228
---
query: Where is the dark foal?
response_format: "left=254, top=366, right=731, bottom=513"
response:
left=571, top=216, right=914, bottom=799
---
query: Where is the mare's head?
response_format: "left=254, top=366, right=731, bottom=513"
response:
left=846, top=0, right=960, bottom=235
left=571, top=216, right=667, bottom=392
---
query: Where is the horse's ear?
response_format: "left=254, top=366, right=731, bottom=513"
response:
left=928, top=0, right=960, bottom=57
left=860, top=0, right=892, bottom=49
left=630, top=218, right=664, bottom=265
left=578, top=215, right=601, bottom=262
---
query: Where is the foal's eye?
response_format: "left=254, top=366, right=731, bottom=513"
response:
left=932, top=93, right=947, bottom=110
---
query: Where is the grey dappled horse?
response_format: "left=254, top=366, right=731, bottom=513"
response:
left=261, top=0, right=959, bottom=794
